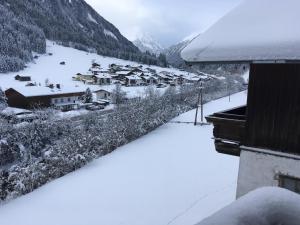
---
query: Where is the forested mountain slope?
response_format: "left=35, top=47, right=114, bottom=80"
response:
left=0, top=0, right=159, bottom=73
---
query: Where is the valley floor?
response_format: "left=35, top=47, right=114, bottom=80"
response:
left=0, top=91, right=247, bottom=225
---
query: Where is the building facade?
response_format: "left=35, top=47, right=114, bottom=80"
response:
left=181, top=0, right=300, bottom=199
left=94, top=90, right=112, bottom=101
left=5, top=87, right=85, bottom=110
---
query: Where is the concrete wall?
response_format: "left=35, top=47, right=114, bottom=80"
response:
left=237, top=149, right=300, bottom=198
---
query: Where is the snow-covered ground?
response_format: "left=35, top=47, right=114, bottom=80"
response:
left=0, top=91, right=247, bottom=225
left=0, top=41, right=193, bottom=98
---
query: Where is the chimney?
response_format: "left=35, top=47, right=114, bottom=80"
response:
left=56, top=84, right=61, bottom=89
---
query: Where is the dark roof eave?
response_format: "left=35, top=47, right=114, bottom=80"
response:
left=184, top=59, right=300, bottom=66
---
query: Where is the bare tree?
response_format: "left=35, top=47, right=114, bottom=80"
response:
left=0, top=87, right=7, bottom=111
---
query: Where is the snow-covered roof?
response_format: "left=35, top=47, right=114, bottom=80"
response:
left=80, top=72, right=94, bottom=76
left=196, top=187, right=300, bottom=225
left=89, top=67, right=102, bottom=72
left=143, top=72, right=154, bottom=76
left=125, top=75, right=142, bottom=80
left=135, top=72, right=144, bottom=76
left=8, top=86, right=86, bottom=97
left=94, top=74, right=112, bottom=79
left=115, top=71, right=130, bottom=75
left=142, top=75, right=157, bottom=80
left=181, top=0, right=300, bottom=63
left=93, top=89, right=111, bottom=93
left=186, top=76, right=201, bottom=81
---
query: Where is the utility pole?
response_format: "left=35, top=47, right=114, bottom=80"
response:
left=227, top=81, right=231, bottom=102
left=194, top=79, right=204, bottom=126
left=194, top=90, right=200, bottom=126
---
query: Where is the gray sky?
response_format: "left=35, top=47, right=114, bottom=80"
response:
left=85, top=0, right=242, bottom=47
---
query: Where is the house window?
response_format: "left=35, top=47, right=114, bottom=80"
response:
left=279, top=175, right=300, bottom=194
left=54, top=99, right=58, bottom=104
left=68, top=98, right=71, bottom=102
left=61, top=98, right=64, bottom=103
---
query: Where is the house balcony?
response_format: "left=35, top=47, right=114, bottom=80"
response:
left=206, top=106, right=246, bottom=156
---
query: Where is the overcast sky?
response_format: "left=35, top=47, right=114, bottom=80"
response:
left=85, top=0, right=242, bottom=47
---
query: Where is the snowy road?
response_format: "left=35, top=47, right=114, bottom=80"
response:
left=0, top=91, right=247, bottom=225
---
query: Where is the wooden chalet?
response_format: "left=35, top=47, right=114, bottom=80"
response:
left=74, top=73, right=95, bottom=84
left=141, top=75, right=158, bottom=85
left=92, top=74, right=112, bottom=85
left=5, top=86, right=85, bottom=110
left=130, top=68, right=144, bottom=73
left=89, top=67, right=102, bottom=75
left=114, top=71, right=132, bottom=80
left=15, top=75, right=31, bottom=82
left=108, top=64, right=124, bottom=73
left=125, top=75, right=144, bottom=86
left=157, top=72, right=173, bottom=84
left=182, top=0, right=300, bottom=198
left=92, top=62, right=101, bottom=68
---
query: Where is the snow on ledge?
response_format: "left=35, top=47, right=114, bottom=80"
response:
left=195, top=187, right=300, bottom=225
left=182, top=0, right=300, bottom=63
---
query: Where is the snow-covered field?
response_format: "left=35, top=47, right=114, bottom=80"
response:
left=0, top=41, right=192, bottom=98
left=0, top=91, right=247, bottom=225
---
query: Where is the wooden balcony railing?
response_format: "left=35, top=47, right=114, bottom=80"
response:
left=206, top=106, right=246, bottom=156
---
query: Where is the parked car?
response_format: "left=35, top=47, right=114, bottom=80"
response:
left=94, top=100, right=110, bottom=107
left=86, top=105, right=105, bottom=111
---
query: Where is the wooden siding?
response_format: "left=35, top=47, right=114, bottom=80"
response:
left=245, top=63, right=300, bottom=155
left=206, top=106, right=246, bottom=156
left=5, top=89, right=29, bottom=109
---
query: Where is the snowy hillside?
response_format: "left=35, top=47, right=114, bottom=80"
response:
left=0, top=92, right=247, bottom=225
left=0, top=41, right=195, bottom=98
left=133, top=33, right=164, bottom=56
left=0, top=0, right=157, bottom=73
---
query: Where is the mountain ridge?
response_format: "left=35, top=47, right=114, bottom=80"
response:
left=0, top=0, right=160, bottom=73
left=164, top=33, right=199, bottom=69
left=133, top=34, right=164, bottom=56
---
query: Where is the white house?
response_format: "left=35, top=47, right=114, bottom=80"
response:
left=125, top=75, right=144, bottom=86
left=93, top=74, right=112, bottom=85
left=141, top=75, right=157, bottom=85
left=93, top=89, right=112, bottom=101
